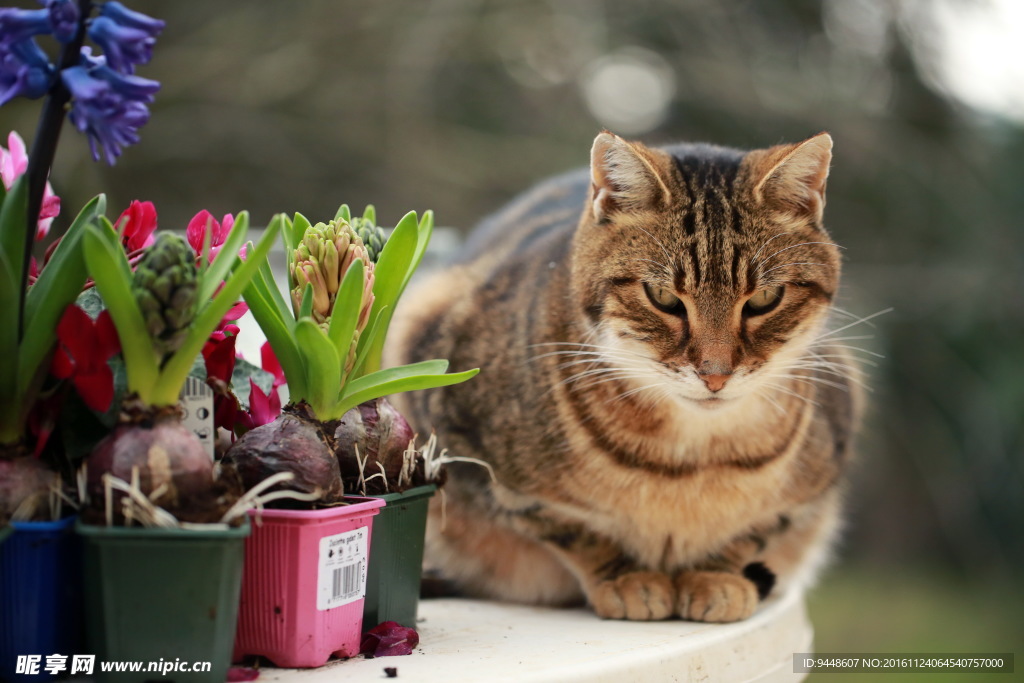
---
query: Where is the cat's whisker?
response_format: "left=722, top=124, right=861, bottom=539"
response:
left=762, top=372, right=857, bottom=394
left=758, top=241, right=844, bottom=267
left=758, top=261, right=830, bottom=277
left=775, top=360, right=867, bottom=381
left=605, top=380, right=670, bottom=406
left=811, top=343, right=885, bottom=359
left=807, top=352, right=879, bottom=368
left=829, top=306, right=875, bottom=325
left=757, top=380, right=822, bottom=408
left=753, top=388, right=787, bottom=415
left=632, top=225, right=675, bottom=270
left=813, top=307, right=894, bottom=341
left=558, top=367, right=656, bottom=387
left=814, top=334, right=876, bottom=343
left=750, top=233, right=788, bottom=266
left=633, top=257, right=673, bottom=277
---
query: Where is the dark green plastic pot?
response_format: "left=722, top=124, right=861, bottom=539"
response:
left=362, top=484, right=436, bottom=628
left=77, top=519, right=249, bottom=683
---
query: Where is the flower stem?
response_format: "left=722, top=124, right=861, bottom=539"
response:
left=20, top=0, right=93, bottom=341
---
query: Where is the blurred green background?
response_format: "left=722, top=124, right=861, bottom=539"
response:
left=4, top=0, right=1022, bottom=675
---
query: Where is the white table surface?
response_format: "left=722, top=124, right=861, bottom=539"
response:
left=255, top=588, right=811, bottom=683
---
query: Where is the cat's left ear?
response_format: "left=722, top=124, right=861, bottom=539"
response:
left=590, top=131, right=674, bottom=222
left=750, top=132, right=832, bottom=225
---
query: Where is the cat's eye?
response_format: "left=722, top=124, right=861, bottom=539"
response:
left=644, top=283, right=685, bottom=315
left=744, top=286, right=784, bottom=315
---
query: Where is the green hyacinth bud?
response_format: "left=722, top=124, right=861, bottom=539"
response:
left=132, top=232, right=199, bottom=359
left=352, top=216, right=387, bottom=263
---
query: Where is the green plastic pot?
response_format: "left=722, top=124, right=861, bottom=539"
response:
left=77, top=519, right=250, bottom=683
left=362, top=484, right=436, bottom=629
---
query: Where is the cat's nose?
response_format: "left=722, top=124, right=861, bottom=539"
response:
left=700, top=373, right=731, bottom=393
left=697, top=359, right=732, bottom=392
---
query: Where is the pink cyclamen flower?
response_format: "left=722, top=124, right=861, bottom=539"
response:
left=186, top=209, right=234, bottom=263
left=236, top=378, right=281, bottom=433
left=260, top=341, right=285, bottom=388
left=0, top=131, right=60, bottom=239
left=114, top=199, right=157, bottom=251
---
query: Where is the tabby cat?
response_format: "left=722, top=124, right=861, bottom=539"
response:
left=387, top=131, right=860, bottom=622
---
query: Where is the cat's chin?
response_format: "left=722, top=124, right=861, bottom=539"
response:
left=675, top=394, right=737, bottom=411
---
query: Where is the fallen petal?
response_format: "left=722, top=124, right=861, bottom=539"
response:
left=360, top=622, right=419, bottom=657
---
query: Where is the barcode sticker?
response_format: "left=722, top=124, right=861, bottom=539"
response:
left=180, top=376, right=215, bottom=459
left=317, top=526, right=369, bottom=610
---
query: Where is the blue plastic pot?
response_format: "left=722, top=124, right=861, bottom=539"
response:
left=0, top=516, right=83, bottom=682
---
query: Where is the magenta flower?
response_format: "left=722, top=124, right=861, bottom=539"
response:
left=187, top=209, right=235, bottom=263
left=260, top=341, right=285, bottom=388
left=0, top=130, right=60, bottom=239
left=236, top=378, right=281, bottom=433
left=114, top=199, right=157, bottom=251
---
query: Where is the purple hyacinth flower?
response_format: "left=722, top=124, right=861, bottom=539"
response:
left=87, top=15, right=156, bottom=74
left=44, top=0, right=79, bottom=43
left=100, top=1, right=164, bottom=36
left=62, top=62, right=159, bottom=165
left=0, top=38, right=54, bottom=105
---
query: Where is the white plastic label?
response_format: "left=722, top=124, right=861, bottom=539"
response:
left=180, top=376, right=215, bottom=459
left=317, top=526, right=369, bottom=611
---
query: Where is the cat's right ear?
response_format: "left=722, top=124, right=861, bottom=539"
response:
left=590, top=131, right=673, bottom=223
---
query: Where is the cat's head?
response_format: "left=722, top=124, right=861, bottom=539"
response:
left=570, top=131, right=841, bottom=410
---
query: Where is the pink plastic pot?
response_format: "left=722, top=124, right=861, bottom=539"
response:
left=232, top=498, right=386, bottom=668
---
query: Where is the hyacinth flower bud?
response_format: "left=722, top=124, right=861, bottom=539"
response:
left=132, top=233, right=198, bottom=359
left=292, top=259, right=331, bottom=322
left=321, top=239, right=340, bottom=296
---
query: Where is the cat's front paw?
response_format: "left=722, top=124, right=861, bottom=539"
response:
left=674, top=570, right=758, bottom=623
left=590, top=571, right=675, bottom=620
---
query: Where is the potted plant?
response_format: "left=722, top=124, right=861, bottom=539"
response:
left=224, top=206, right=478, bottom=668
left=73, top=201, right=281, bottom=679
left=0, top=0, right=121, bottom=671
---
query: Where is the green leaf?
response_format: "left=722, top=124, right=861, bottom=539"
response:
left=256, top=256, right=295, bottom=331
left=83, top=224, right=160, bottom=401
left=362, top=204, right=376, bottom=225
left=294, top=318, right=342, bottom=419
left=350, top=305, right=387, bottom=379
left=334, top=204, right=351, bottom=223
left=20, top=195, right=105, bottom=399
left=298, top=281, right=314, bottom=320
left=0, top=176, right=28, bottom=334
left=242, top=275, right=307, bottom=401
left=200, top=211, right=250, bottom=303
left=343, top=359, right=450, bottom=397
left=285, top=212, right=311, bottom=268
left=150, top=213, right=280, bottom=406
left=336, top=366, right=479, bottom=417
left=0, top=248, right=20, bottom=443
left=355, top=210, right=420, bottom=374
left=327, top=257, right=363, bottom=363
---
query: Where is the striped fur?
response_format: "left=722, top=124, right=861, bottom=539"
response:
left=387, top=132, right=860, bottom=622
